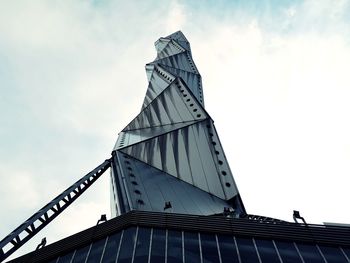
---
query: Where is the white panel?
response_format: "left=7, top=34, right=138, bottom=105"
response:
left=142, top=71, right=171, bottom=109
left=158, top=183, right=187, bottom=213
left=209, top=123, right=239, bottom=199
left=151, top=72, right=169, bottom=93
left=149, top=104, right=161, bottom=126
left=174, top=129, right=193, bottom=184
left=125, top=132, right=140, bottom=146
left=156, top=42, right=171, bottom=58
left=159, top=91, right=182, bottom=123
left=168, top=177, right=205, bottom=214
left=151, top=137, right=162, bottom=169
left=124, top=82, right=206, bottom=132
left=139, top=110, right=150, bottom=128
left=156, top=41, right=185, bottom=60
left=167, top=85, right=194, bottom=121
left=186, top=125, right=210, bottom=192
left=164, top=133, right=178, bottom=176
left=145, top=64, right=155, bottom=82
left=155, top=38, right=170, bottom=53
left=155, top=96, right=172, bottom=125
left=193, top=122, right=226, bottom=199
left=124, top=156, right=231, bottom=215
left=158, top=64, right=204, bottom=106
left=119, top=121, right=239, bottom=201
left=119, top=122, right=197, bottom=148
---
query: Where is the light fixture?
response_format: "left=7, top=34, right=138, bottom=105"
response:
left=293, top=210, right=307, bottom=224
left=36, top=237, right=47, bottom=250
left=164, top=201, right=172, bottom=210
left=96, top=214, right=107, bottom=225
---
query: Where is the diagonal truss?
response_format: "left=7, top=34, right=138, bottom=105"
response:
left=0, top=159, right=111, bottom=263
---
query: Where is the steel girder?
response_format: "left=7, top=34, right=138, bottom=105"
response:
left=0, top=159, right=111, bottom=262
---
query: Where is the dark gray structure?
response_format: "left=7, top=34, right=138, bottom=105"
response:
left=9, top=211, right=350, bottom=263
left=4, top=31, right=350, bottom=263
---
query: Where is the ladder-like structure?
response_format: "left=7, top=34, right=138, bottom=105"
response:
left=0, top=159, right=111, bottom=262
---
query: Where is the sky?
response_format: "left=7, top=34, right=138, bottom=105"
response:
left=1, top=0, right=350, bottom=259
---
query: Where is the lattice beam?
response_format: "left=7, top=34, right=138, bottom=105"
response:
left=0, top=158, right=111, bottom=262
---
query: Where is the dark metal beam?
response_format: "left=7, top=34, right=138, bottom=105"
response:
left=0, top=158, right=111, bottom=263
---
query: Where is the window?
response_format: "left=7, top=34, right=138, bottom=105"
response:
left=200, top=233, right=220, bottom=263
left=167, top=230, right=183, bottom=263
left=134, top=228, right=151, bottom=263
left=150, top=229, right=166, bottom=262
left=275, top=241, right=302, bottom=263
left=117, top=227, right=137, bottom=263
left=319, top=245, right=348, bottom=263
left=235, top=237, right=260, bottom=263
left=184, top=232, right=200, bottom=263
left=296, top=243, right=325, bottom=263
left=86, top=238, right=107, bottom=263
left=255, top=239, right=280, bottom=263
left=217, top=235, right=239, bottom=263
left=71, top=245, right=90, bottom=263
left=341, top=247, right=350, bottom=260
left=56, top=250, right=75, bottom=263
left=101, top=232, right=122, bottom=263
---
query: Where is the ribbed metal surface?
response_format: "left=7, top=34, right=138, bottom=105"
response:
left=111, top=31, right=244, bottom=217
left=9, top=211, right=350, bottom=263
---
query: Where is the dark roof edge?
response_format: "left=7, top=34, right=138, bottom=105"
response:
left=9, top=210, right=350, bottom=262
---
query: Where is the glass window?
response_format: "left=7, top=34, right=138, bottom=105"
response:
left=296, top=243, right=325, bottom=263
left=101, top=232, right=122, bottom=263
left=217, top=235, right=239, bottom=263
left=117, top=227, right=137, bottom=263
left=134, top=227, right=152, bottom=263
left=86, top=238, right=107, bottom=263
left=150, top=229, right=166, bottom=262
left=200, top=233, right=220, bottom=263
left=167, top=230, right=183, bottom=263
left=235, top=237, right=260, bottom=263
left=255, top=239, right=280, bottom=263
left=319, top=245, right=348, bottom=263
left=275, top=241, right=302, bottom=263
left=57, top=250, right=75, bottom=263
left=341, top=247, right=350, bottom=260
left=71, top=245, right=90, bottom=263
left=184, top=232, right=201, bottom=263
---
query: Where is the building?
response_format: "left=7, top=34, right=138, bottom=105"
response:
left=6, top=32, right=350, bottom=263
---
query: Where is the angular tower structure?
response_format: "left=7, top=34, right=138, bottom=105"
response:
left=5, top=31, right=350, bottom=263
left=110, top=31, right=245, bottom=218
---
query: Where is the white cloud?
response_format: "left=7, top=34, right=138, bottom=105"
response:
left=189, top=0, right=350, bottom=224
left=165, top=1, right=187, bottom=32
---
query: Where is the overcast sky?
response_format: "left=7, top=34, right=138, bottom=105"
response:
left=1, top=0, right=350, bottom=260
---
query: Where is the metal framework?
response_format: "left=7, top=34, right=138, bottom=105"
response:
left=110, top=31, right=246, bottom=218
left=0, top=159, right=111, bottom=262
left=4, top=30, right=337, bottom=263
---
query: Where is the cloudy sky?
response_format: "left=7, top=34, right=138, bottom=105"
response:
left=1, top=0, right=350, bottom=259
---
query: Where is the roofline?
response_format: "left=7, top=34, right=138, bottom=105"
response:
left=9, top=210, right=350, bottom=262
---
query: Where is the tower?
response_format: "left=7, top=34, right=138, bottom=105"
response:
left=110, top=31, right=245, bottom=218
left=4, top=31, right=350, bottom=263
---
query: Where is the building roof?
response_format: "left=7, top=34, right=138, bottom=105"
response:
left=9, top=210, right=350, bottom=262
